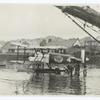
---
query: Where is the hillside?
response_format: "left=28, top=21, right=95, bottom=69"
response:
left=0, top=35, right=95, bottom=49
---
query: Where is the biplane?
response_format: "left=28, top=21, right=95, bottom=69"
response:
left=28, top=49, right=82, bottom=74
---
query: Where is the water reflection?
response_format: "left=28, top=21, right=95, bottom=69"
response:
left=69, top=76, right=81, bottom=95
left=48, top=74, right=70, bottom=94
left=82, top=76, right=86, bottom=95
left=23, top=72, right=86, bottom=95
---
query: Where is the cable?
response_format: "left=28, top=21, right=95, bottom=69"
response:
left=76, top=18, right=100, bottom=34
left=65, top=13, right=100, bottom=44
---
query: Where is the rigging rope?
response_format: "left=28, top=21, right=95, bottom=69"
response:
left=65, top=13, right=100, bottom=44
left=76, top=18, right=100, bottom=34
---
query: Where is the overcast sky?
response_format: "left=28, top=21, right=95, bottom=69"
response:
left=0, top=4, right=100, bottom=41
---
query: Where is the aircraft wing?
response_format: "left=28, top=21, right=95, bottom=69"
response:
left=56, top=6, right=100, bottom=28
left=49, top=53, right=81, bottom=64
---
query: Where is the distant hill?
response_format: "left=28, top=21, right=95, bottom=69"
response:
left=8, top=38, right=44, bottom=47
left=1, top=35, right=96, bottom=49
left=3, top=36, right=79, bottom=48
left=45, top=36, right=78, bottom=48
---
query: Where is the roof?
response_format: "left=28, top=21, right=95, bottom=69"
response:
left=1, top=41, right=27, bottom=50
left=11, top=42, right=27, bottom=47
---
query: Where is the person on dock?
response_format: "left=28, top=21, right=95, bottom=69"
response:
left=67, top=64, right=74, bottom=76
left=74, top=63, right=80, bottom=76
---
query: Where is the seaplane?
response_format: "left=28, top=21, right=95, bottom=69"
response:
left=28, top=47, right=83, bottom=75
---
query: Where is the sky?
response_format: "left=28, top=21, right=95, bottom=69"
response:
left=0, top=4, right=100, bottom=41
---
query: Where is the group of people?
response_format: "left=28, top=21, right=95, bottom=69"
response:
left=66, top=63, right=87, bottom=77
left=66, top=63, right=81, bottom=76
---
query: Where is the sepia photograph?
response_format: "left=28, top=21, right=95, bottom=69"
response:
left=0, top=1, right=100, bottom=96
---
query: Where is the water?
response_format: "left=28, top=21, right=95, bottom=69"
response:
left=22, top=68, right=100, bottom=95
left=0, top=67, right=100, bottom=95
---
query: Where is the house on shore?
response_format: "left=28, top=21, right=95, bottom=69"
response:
left=1, top=41, right=28, bottom=53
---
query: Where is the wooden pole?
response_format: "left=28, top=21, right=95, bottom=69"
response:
left=17, top=46, right=20, bottom=63
left=23, top=47, right=26, bottom=63
left=81, top=49, right=87, bottom=77
left=81, top=49, right=86, bottom=64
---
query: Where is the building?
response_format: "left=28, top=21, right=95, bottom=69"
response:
left=1, top=41, right=27, bottom=53
left=85, top=40, right=100, bottom=47
left=1, top=38, right=82, bottom=55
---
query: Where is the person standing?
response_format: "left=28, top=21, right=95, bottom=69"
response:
left=75, top=63, right=80, bottom=76
left=67, top=63, right=74, bottom=77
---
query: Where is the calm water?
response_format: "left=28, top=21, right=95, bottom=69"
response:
left=22, top=68, right=100, bottom=95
